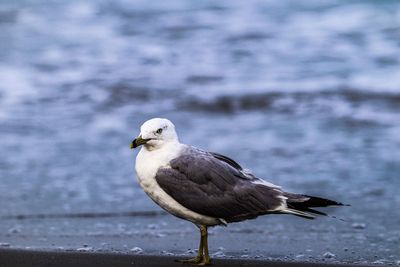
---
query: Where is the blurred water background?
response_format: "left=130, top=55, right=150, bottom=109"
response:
left=0, top=0, right=399, bottom=264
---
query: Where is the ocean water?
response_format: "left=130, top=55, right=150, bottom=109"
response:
left=0, top=0, right=399, bottom=264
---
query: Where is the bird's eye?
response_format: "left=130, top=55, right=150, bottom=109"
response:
left=156, top=128, right=163, bottom=134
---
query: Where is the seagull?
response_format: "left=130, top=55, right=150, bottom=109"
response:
left=130, top=118, right=345, bottom=265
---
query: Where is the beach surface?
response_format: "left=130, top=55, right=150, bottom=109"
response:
left=0, top=248, right=374, bottom=267
left=0, top=209, right=397, bottom=266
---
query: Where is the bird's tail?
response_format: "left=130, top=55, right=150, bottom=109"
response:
left=281, top=193, right=347, bottom=220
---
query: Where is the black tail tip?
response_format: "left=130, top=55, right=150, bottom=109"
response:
left=336, top=202, right=351, bottom=207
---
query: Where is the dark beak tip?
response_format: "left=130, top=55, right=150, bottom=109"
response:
left=130, top=139, right=137, bottom=149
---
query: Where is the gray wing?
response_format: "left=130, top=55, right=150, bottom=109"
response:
left=155, top=147, right=286, bottom=223
left=208, top=152, right=243, bottom=170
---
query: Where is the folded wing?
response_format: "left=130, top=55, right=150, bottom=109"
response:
left=155, top=147, right=287, bottom=222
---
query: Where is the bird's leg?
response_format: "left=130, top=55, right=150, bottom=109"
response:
left=200, top=225, right=211, bottom=265
left=175, top=225, right=204, bottom=264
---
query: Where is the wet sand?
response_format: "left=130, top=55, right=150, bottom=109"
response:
left=1, top=213, right=397, bottom=265
left=0, top=248, right=373, bottom=267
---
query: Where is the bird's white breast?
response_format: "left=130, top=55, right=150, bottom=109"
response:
left=135, top=142, right=220, bottom=226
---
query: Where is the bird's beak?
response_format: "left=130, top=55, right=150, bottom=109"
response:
left=131, top=135, right=150, bottom=149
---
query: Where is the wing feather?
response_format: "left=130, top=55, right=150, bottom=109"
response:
left=155, top=147, right=286, bottom=222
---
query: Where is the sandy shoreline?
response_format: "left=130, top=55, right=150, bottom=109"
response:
left=0, top=248, right=375, bottom=267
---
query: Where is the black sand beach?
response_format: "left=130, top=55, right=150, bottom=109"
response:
left=0, top=248, right=374, bottom=267
left=0, top=212, right=397, bottom=266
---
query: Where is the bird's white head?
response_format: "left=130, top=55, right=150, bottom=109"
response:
left=131, top=118, right=179, bottom=151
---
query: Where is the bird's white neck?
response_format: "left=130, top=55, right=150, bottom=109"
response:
left=135, top=140, right=184, bottom=184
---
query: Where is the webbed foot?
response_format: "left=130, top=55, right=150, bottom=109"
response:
left=175, top=256, right=211, bottom=265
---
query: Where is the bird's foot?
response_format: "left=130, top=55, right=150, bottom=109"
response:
left=175, top=256, right=203, bottom=264
left=175, top=256, right=211, bottom=265
left=196, top=259, right=212, bottom=266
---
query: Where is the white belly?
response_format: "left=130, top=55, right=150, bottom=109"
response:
left=135, top=144, right=220, bottom=226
